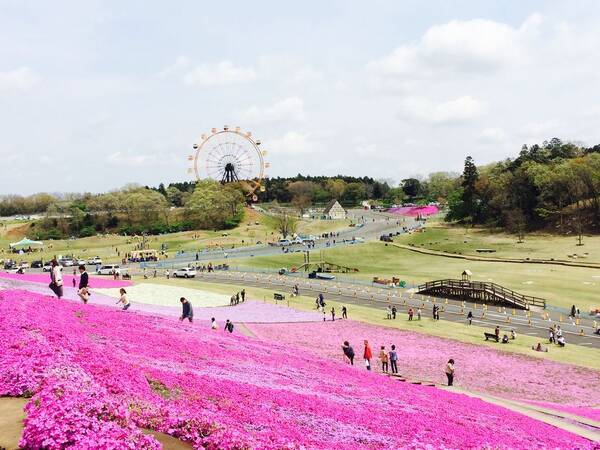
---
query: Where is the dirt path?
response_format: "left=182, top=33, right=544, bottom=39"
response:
left=394, top=243, right=600, bottom=269
left=0, top=397, right=27, bottom=450
left=0, top=397, right=192, bottom=450
left=437, top=386, right=600, bottom=442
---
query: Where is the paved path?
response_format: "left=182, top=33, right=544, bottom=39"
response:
left=190, top=271, right=600, bottom=349
left=437, top=386, right=600, bottom=442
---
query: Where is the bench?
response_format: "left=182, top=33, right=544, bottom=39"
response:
left=274, top=293, right=285, bottom=301
left=484, top=332, right=499, bottom=342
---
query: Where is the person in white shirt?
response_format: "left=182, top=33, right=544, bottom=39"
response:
left=116, top=288, right=130, bottom=310
left=211, top=317, right=218, bottom=330
left=49, top=259, right=63, bottom=299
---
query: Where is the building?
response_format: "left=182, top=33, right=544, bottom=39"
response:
left=323, top=199, right=347, bottom=220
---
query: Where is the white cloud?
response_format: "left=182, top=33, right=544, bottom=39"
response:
left=270, top=131, right=317, bottom=155
left=182, top=61, right=256, bottom=87
left=0, top=67, right=40, bottom=94
left=107, top=151, right=178, bottom=167
left=158, top=56, right=191, bottom=78
left=478, top=127, right=507, bottom=142
left=367, top=15, right=542, bottom=84
left=240, top=97, right=305, bottom=124
left=398, top=95, right=484, bottom=125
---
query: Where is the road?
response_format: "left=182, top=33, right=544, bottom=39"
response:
left=144, top=209, right=421, bottom=268
left=189, top=270, right=600, bottom=349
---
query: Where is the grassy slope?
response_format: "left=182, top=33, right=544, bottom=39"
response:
left=0, top=208, right=349, bottom=264
left=237, top=241, right=600, bottom=312
left=148, top=277, right=600, bottom=371
left=405, top=220, right=600, bottom=264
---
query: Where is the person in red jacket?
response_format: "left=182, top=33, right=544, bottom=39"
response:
left=363, top=340, right=373, bottom=371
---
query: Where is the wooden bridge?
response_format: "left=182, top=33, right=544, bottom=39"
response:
left=416, top=279, right=546, bottom=309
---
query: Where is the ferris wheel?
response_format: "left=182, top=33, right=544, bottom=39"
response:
left=188, top=126, right=269, bottom=201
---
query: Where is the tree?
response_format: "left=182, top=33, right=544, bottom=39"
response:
left=384, top=187, right=406, bottom=206
left=401, top=178, right=422, bottom=199
left=341, top=182, right=366, bottom=205
left=274, top=213, right=298, bottom=238
left=166, top=186, right=183, bottom=207
left=459, top=156, right=479, bottom=220
left=325, top=179, right=347, bottom=200
left=185, top=180, right=244, bottom=230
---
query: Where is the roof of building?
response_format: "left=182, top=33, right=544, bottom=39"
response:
left=323, top=199, right=345, bottom=214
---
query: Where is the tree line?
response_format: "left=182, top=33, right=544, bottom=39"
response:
left=447, top=138, right=600, bottom=235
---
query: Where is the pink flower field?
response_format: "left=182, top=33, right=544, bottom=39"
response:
left=0, top=271, right=132, bottom=288
left=247, top=320, right=600, bottom=411
left=0, top=289, right=595, bottom=449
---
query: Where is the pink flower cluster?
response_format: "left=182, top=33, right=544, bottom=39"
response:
left=0, top=271, right=132, bottom=288
left=247, top=320, right=600, bottom=409
left=0, top=289, right=595, bottom=449
left=387, top=205, right=439, bottom=217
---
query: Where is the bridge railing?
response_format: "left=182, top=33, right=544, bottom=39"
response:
left=417, top=279, right=546, bottom=308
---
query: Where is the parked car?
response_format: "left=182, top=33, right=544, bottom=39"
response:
left=31, top=260, right=43, bottom=269
left=59, top=258, right=75, bottom=267
left=277, top=239, right=292, bottom=246
left=173, top=267, right=197, bottom=278
left=96, top=264, right=120, bottom=275
left=87, top=257, right=102, bottom=265
left=42, top=262, right=53, bottom=272
left=19, top=261, right=30, bottom=269
left=76, top=259, right=87, bottom=266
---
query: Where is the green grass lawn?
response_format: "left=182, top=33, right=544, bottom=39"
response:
left=149, top=277, right=600, bottom=371
left=402, top=221, right=600, bottom=263
left=237, top=242, right=600, bottom=313
left=0, top=208, right=350, bottom=265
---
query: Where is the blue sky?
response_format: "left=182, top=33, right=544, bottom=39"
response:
left=1, top=1, right=600, bottom=194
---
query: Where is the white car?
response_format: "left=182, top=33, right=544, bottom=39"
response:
left=87, top=257, right=102, bottom=265
left=42, top=262, right=53, bottom=272
left=96, top=264, right=120, bottom=275
left=19, top=262, right=30, bottom=269
left=76, top=259, right=86, bottom=266
left=173, top=267, right=197, bottom=278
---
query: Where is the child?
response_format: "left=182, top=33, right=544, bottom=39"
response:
left=116, top=288, right=130, bottom=310
left=379, top=346, right=389, bottom=373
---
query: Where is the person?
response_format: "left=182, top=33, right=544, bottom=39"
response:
left=235, top=292, right=240, bottom=305
left=557, top=335, right=566, bottom=346
left=72, top=269, right=77, bottom=287
left=241, top=289, right=246, bottom=302
left=211, top=317, right=218, bottom=330
left=78, top=265, right=90, bottom=304
left=467, top=310, right=473, bottom=325
left=342, top=341, right=355, bottom=365
left=387, top=305, right=392, bottom=320
left=432, top=305, right=437, bottom=320
left=417, top=308, right=421, bottom=320
left=49, top=259, right=63, bottom=299
left=445, top=359, right=455, bottom=386
left=533, top=342, right=548, bottom=352
left=511, top=329, right=516, bottom=340
left=379, top=346, right=389, bottom=373
left=556, top=326, right=563, bottom=340
left=224, top=319, right=234, bottom=333
left=408, top=307, right=414, bottom=321
left=363, top=340, right=373, bottom=371
left=571, top=304, right=576, bottom=318
left=165, top=269, right=170, bottom=280
left=494, top=325, right=500, bottom=339
left=116, top=288, right=130, bottom=310
left=179, top=297, right=193, bottom=322
left=153, top=269, right=157, bottom=278
left=230, top=294, right=236, bottom=306
left=315, top=297, right=320, bottom=310
left=549, top=327, right=555, bottom=344
left=331, top=307, right=335, bottom=321
left=292, top=284, right=299, bottom=297
left=501, top=334, right=509, bottom=344
left=341, top=305, right=348, bottom=319
left=389, top=345, right=398, bottom=374
left=143, top=268, right=148, bottom=279
left=392, top=305, right=397, bottom=320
